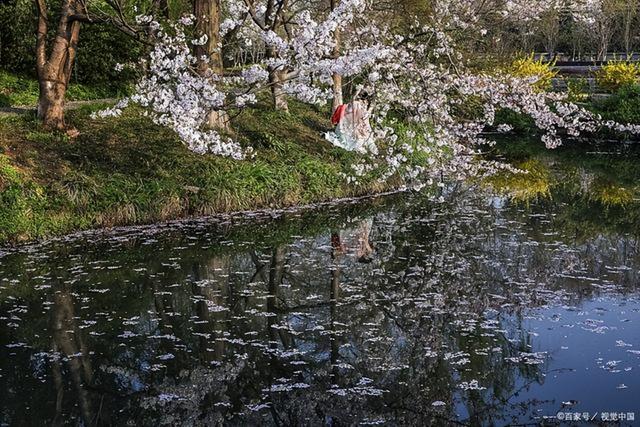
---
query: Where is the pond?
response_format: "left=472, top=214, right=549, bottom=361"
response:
left=1, top=140, right=640, bottom=426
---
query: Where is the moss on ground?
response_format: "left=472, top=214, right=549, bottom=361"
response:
left=0, top=100, right=406, bottom=243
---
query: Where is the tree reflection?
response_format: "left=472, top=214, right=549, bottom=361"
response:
left=2, top=142, right=640, bottom=425
left=50, top=282, right=94, bottom=426
left=191, top=255, right=230, bottom=362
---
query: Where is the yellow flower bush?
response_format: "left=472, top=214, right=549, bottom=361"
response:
left=595, top=62, right=640, bottom=92
left=509, top=54, right=557, bottom=92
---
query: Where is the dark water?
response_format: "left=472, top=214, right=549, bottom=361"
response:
left=1, top=141, right=640, bottom=426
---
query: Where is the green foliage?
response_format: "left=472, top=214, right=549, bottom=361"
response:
left=450, top=94, right=484, bottom=121
left=509, top=54, right=557, bottom=92
left=0, top=151, right=62, bottom=241
left=566, top=77, right=589, bottom=102
left=0, top=71, right=38, bottom=107
left=73, top=24, right=142, bottom=87
left=0, top=0, right=35, bottom=76
left=595, top=62, right=640, bottom=92
left=494, top=108, right=536, bottom=133
left=592, top=84, right=640, bottom=125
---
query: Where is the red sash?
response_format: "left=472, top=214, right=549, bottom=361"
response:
left=331, top=104, right=347, bottom=125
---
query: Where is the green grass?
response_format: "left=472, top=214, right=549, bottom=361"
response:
left=0, top=70, right=127, bottom=107
left=0, top=100, right=413, bottom=244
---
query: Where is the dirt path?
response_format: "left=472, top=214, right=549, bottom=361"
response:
left=0, top=99, right=116, bottom=118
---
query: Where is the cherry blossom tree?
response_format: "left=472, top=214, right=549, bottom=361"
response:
left=237, top=0, right=295, bottom=111
left=98, top=0, right=640, bottom=188
left=571, top=0, right=616, bottom=60
left=94, top=17, right=253, bottom=158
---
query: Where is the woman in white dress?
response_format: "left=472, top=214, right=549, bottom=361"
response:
left=326, top=91, right=377, bottom=155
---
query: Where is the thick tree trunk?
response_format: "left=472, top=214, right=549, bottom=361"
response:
left=330, top=0, right=343, bottom=113
left=194, top=0, right=230, bottom=130
left=269, top=68, right=289, bottom=112
left=35, top=0, right=81, bottom=130
left=37, top=80, right=67, bottom=130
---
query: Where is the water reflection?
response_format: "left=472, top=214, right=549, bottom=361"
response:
left=1, top=141, right=640, bottom=425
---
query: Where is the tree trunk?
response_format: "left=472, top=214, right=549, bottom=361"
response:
left=599, top=37, right=608, bottom=61
left=243, top=0, right=290, bottom=112
left=263, top=42, right=289, bottom=112
left=35, top=0, right=81, bottom=130
left=623, top=7, right=633, bottom=56
left=332, top=73, right=343, bottom=112
left=37, top=80, right=67, bottom=130
left=269, top=67, right=289, bottom=112
left=624, top=25, right=631, bottom=57
left=153, top=0, right=170, bottom=19
left=194, top=0, right=230, bottom=130
left=330, top=0, right=343, bottom=113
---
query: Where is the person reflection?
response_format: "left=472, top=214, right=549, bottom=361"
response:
left=328, top=217, right=375, bottom=383
left=332, top=218, right=375, bottom=263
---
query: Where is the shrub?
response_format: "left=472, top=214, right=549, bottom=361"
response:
left=494, top=108, right=535, bottom=133
left=0, top=0, right=35, bottom=77
left=566, top=78, right=589, bottom=102
left=509, top=54, right=557, bottom=92
left=595, top=61, right=640, bottom=92
left=592, top=83, right=640, bottom=125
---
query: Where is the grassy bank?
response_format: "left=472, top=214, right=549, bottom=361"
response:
left=0, top=99, right=408, bottom=244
